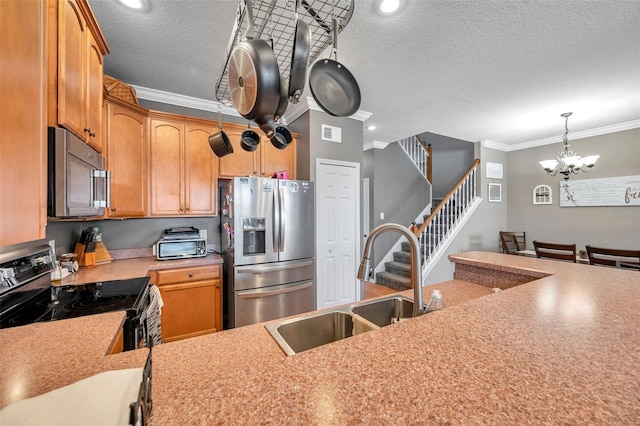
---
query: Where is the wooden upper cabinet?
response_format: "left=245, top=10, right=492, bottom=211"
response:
left=218, top=123, right=297, bottom=179
left=261, top=134, right=297, bottom=179
left=185, top=124, right=218, bottom=215
left=218, top=124, right=261, bottom=177
left=0, top=0, right=47, bottom=247
left=50, top=0, right=109, bottom=151
left=105, top=99, right=148, bottom=218
left=149, top=114, right=218, bottom=216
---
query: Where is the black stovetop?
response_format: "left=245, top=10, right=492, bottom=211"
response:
left=0, top=277, right=150, bottom=329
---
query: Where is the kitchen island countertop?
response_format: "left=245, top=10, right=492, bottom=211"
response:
left=1, top=251, right=639, bottom=424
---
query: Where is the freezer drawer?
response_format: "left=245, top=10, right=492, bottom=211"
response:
left=234, top=280, right=315, bottom=328
left=233, top=259, right=314, bottom=291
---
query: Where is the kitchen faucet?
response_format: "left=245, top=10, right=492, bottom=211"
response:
left=357, top=223, right=424, bottom=317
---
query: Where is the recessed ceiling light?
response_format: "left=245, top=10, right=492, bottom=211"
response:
left=380, top=0, right=400, bottom=14
left=367, top=125, right=377, bottom=131
left=118, top=0, right=143, bottom=9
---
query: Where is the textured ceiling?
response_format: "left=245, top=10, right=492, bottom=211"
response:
left=89, top=0, right=640, bottom=148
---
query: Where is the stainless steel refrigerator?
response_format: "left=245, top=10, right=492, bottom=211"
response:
left=221, top=177, right=315, bottom=328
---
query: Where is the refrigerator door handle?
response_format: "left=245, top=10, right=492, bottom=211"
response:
left=236, top=259, right=314, bottom=275
left=236, top=281, right=313, bottom=299
left=279, top=187, right=286, bottom=252
left=273, top=186, right=280, bottom=253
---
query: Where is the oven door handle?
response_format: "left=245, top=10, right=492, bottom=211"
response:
left=236, top=281, right=313, bottom=299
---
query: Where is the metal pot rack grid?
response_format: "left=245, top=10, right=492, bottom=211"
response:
left=215, top=0, right=354, bottom=107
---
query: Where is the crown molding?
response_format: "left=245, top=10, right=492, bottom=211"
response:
left=131, top=87, right=373, bottom=125
left=481, top=119, right=640, bottom=152
left=131, top=85, right=240, bottom=116
left=363, top=140, right=389, bottom=151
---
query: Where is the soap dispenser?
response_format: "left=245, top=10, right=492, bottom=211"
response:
left=425, top=289, right=444, bottom=312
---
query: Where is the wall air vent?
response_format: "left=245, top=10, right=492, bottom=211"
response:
left=322, top=124, right=342, bottom=143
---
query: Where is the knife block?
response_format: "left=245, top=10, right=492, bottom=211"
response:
left=74, top=243, right=96, bottom=267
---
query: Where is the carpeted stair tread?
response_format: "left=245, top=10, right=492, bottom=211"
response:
left=384, top=261, right=411, bottom=277
left=393, top=251, right=411, bottom=264
left=375, top=271, right=411, bottom=291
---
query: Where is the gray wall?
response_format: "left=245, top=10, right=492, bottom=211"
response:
left=366, top=143, right=431, bottom=265
left=418, top=132, right=475, bottom=199
left=506, top=128, right=640, bottom=251
left=426, top=142, right=508, bottom=284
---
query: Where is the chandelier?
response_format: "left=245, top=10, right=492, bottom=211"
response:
left=539, top=112, right=599, bottom=180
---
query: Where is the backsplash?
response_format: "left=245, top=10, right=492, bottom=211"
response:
left=46, top=217, right=221, bottom=256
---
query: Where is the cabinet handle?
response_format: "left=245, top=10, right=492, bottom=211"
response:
left=110, top=208, right=116, bottom=211
left=84, top=127, right=96, bottom=137
left=215, top=285, right=220, bottom=288
left=261, top=172, right=265, bottom=175
left=188, top=273, right=193, bottom=278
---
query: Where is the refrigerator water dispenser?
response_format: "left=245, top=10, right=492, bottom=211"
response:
left=243, top=218, right=266, bottom=255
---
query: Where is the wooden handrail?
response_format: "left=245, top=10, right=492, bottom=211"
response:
left=415, top=135, right=433, bottom=183
left=413, top=158, right=480, bottom=236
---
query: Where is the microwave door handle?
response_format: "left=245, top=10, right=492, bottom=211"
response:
left=105, top=170, right=111, bottom=208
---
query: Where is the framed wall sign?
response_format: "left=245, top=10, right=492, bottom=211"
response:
left=560, top=175, right=640, bottom=207
left=486, top=162, right=503, bottom=179
left=488, top=183, right=502, bottom=202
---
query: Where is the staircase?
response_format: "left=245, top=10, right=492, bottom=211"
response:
left=375, top=151, right=481, bottom=290
left=375, top=199, right=445, bottom=290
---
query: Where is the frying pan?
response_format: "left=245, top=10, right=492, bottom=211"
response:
left=241, top=121, right=260, bottom=152
left=228, top=0, right=280, bottom=137
left=288, top=0, right=311, bottom=104
left=208, top=107, right=233, bottom=157
left=309, top=18, right=361, bottom=117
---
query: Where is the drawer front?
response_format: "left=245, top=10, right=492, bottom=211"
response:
left=156, top=265, right=220, bottom=285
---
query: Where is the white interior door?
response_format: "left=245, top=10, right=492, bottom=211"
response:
left=316, top=159, right=360, bottom=309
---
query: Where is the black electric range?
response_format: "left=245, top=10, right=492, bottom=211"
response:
left=0, top=245, right=151, bottom=351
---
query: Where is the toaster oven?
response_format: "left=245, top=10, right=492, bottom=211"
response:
left=154, top=238, right=207, bottom=260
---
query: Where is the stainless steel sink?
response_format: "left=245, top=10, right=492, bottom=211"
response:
left=266, top=310, right=354, bottom=356
left=266, top=295, right=419, bottom=356
left=351, top=296, right=414, bottom=328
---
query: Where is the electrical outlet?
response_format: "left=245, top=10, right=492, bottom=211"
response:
left=48, top=240, right=56, bottom=256
left=200, top=229, right=207, bottom=240
left=380, top=212, right=384, bottom=220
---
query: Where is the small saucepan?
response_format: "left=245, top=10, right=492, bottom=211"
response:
left=241, top=121, right=260, bottom=152
left=209, top=107, right=233, bottom=157
left=271, top=125, right=292, bottom=150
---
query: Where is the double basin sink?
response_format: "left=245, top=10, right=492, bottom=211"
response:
left=265, top=295, right=415, bottom=356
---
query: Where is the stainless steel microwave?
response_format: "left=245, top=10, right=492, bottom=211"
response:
left=47, top=127, right=110, bottom=217
left=154, top=238, right=208, bottom=260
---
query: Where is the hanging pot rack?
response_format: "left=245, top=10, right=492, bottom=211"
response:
left=215, top=0, right=354, bottom=107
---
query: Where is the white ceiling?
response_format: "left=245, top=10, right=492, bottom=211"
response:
left=89, top=0, right=640, bottom=149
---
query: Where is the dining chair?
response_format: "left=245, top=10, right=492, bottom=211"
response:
left=500, top=231, right=526, bottom=255
left=533, top=241, right=577, bottom=262
left=585, top=246, right=640, bottom=270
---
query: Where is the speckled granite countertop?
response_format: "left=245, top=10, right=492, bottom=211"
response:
left=2, top=252, right=639, bottom=424
left=57, top=253, right=223, bottom=285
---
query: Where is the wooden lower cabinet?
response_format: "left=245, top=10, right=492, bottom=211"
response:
left=154, top=265, right=222, bottom=343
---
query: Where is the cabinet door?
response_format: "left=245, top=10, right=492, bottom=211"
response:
left=57, top=0, right=86, bottom=140
left=106, top=102, right=147, bottom=217
left=218, top=124, right=260, bottom=177
left=85, top=31, right=104, bottom=151
left=0, top=0, right=47, bottom=246
left=261, top=136, right=297, bottom=179
left=157, top=279, right=220, bottom=342
left=150, top=119, right=184, bottom=215
left=184, top=124, right=218, bottom=215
